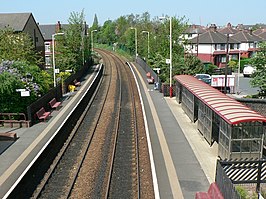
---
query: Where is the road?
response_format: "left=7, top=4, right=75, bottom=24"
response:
left=235, top=74, right=259, bottom=96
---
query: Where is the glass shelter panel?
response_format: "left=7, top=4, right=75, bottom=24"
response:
left=229, top=121, right=264, bottom=159
left=218, top=119, right=231, bottom=159
left=181, top=88, right=195, bottom=122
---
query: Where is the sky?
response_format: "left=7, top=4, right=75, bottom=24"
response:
left=1, top=0, right=266, bottom=27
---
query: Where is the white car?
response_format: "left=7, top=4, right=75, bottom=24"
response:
left=243, top=65, right=256, bottom=77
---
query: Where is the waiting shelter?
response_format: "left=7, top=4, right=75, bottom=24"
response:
left=174, top=75, right=266, bottom=159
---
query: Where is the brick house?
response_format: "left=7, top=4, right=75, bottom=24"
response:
left=186, top=24, right=241, bottom=67
left=39, top=21, right=67, bottom=68
left=0, top=13, right=45, bottom=64
left=230, top=30, right=262, bottom=58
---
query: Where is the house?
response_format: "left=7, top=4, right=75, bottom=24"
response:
left=39, top=21, right=67, bottom=68
left=253, top=28, right=266, bottom=41
left=0, top=13, right=45, bottom=63
left=39, top=21, right=88, bottom=69
left=218, top=23, right=239, bottom=36
left=186, top=24, right=241, bottom=67
left=183, top=24, right=206, bottom=40
left=230, top=30, right=263, bottom=58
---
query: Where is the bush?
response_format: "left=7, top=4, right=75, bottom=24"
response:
left=236, top=186, right=248, bottom=199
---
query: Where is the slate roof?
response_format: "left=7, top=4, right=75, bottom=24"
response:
left=0, top=13, right=32, bottom=31
left=39, top=24, right=69, bottom=40
left=184, top=25, right=206, bottom=34
left=218, top=27, right=239, bottom=35
left=253, top=28, right=266, bottom=40
left=231, top=31, right=263, bottom=42
left=188, top=30, right=240, bottom=44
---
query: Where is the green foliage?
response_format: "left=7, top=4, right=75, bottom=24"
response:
left=0, top=28, right=42, bottom=65
left=179, top=54, right=204, bottom=75
left=229, top=60, right=237, bottom=71
left=240, top=58, right=251, bottom=72
left=0, top=61, right=52, bottom=113
left=250, top=42, right=266, bottom=96
left=56, top=10, right=90, bottom=76
left=0, top=71, right=34, bottom=113
left=235, top=186, right=248, bottom=199
left=203, top=63, right=218, bottom=74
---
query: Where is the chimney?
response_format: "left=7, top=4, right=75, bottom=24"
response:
left=227, top=22, right=232, bottom=28
left=56, top=21, right=61, bottom=33
left=249, top=27, right=253, bottom=35
left=209, top=24, right=217, bottom=32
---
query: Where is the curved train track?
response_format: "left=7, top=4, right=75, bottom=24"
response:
left=29, top=49, right=154, bottom=199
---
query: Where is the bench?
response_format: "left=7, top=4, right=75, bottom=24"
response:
left=36, top=107, right=51, bottom=122
left=49, top=98, right=61, bottom=110
left=0, top=113, right=30, bottom=128
left=73, top=79, right=81, bottom=87
left=0, top=132, right=17, bottom=141
left=195, top=182, right=224, bottom=199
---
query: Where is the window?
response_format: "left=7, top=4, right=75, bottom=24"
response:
left=232, top=141, right=241, bottom=152
left=249, top=43, right=254, bottom=48
left=220, top=44, right=226, bottom=50
left=231, top=54, right=238, bottom=60
left=221, top=55, right=226, bottom=63
left=45, top=42, right=51, bottom=52
left=234, top=44, right=240, bottom=49
left=45, top=56, right=51, bottom=66
left=230, top=44, right=234, bottom=49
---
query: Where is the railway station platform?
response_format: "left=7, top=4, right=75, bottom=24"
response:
left=131, top=62, right=219, bottom=199
left=0, top=69, right=98, bottom=199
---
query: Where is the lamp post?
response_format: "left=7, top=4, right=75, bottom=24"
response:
left=224, top=33, right=229, bottom=94
left=142, top=30, right=150, bottom=59
left=52, top=32, right=64, bottom=87
left=131, top=27, right=138, bottom=60
left=237, top=50, right=241, bottom=94
left=91, top=29, right=97, bottom=52
left=196, top=28, right=199, bottom=57
left=159, top=16, right=173, bottom=97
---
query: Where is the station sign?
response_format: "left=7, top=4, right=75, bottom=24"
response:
left=166, top=59, right=171, bottom=64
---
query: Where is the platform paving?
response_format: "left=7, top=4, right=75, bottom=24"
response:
left=131, top=62, right=218, bottom=199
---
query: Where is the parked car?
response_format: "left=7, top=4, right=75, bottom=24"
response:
left=243, top=65, right=256, bottom=77
left=194, top=74, right=211, bottom=85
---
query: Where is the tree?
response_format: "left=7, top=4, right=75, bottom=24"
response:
left=0, top=28, right=42, bottom=65
left=250, top=42, right=266, bottom=97
left=56, top=10, right=90, bottom=73
left=99, top=20, right=117, bottom=45
left=91, top=14, right=99, bottom=30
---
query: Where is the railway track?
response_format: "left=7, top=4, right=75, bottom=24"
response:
left=28, top=49, right=154, bottom=199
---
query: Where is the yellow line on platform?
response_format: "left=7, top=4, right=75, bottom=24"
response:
left=131, top=63, right=184, bottom=199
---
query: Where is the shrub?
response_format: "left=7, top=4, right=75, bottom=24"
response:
left=236, top=186, right=248, bottom=199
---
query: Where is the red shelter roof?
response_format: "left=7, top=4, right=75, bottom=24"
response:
left=174, top=75, right=266, bottom=125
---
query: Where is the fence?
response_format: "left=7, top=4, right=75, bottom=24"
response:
left=26, top=60, right=93, bottom=125
left=216, top=159, right=266, bottom=199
